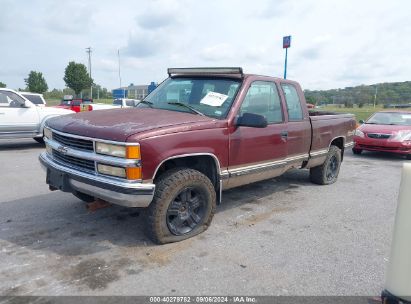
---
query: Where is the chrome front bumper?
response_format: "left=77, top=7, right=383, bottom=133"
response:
left=39, top=152, right=155, bottom=208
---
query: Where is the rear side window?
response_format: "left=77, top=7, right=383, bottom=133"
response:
left=281, top=84, right=303, bottom=121
left=23, top=94, right=43, bottom=105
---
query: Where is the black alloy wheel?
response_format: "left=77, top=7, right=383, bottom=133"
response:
left=166, top=187, right=206, bottom=236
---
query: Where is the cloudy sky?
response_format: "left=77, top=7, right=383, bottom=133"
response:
left=1, top=0, right=410, bottom=91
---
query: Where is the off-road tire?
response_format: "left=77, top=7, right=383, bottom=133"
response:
left=352, top=148, right=362, bottom=155
left=145, top=168, right=216, bottom=244
left=310, top=145, right=342, bottom=185
left=73, top=191, right=95, bottom=203
left=34, top=137, right=44, bottom=144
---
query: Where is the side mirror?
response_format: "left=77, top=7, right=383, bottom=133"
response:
left=359, top=119, right=365, bottom=124
left=236, top=113, right=268, bottom=128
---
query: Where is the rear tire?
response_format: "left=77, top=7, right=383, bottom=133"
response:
left=310, top=145, right=342, bottom=185
left=352, top=148, right=362, bottom=155
left=145, top=168, right=216, bottom=244
left=34, top=137, right=44, bottom=144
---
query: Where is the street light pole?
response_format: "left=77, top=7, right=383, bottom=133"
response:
left=86, top=47, right=92, bottom=99
left=118, top=49, right=124, bottom=98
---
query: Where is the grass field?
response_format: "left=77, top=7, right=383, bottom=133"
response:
left=321, top=106, right=382, bottom=122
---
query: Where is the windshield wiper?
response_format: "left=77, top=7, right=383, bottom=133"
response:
left=139, top=100, right=153, bottom=108
left=167, top=102, right=205, bottom=116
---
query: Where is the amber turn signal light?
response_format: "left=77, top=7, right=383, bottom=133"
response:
left=126, top=146, right=141, bottom=159
left=126, top=167, right=142, bottom=180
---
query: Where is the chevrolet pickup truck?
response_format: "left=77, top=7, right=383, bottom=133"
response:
left=39, top=67, right=356, bottom=244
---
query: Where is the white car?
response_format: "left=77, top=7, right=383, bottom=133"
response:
left=0, top=88, right=74, bottom=143
left=20, top=92, right=47, bottom=107
left=112, top=98, right=140, bottom=108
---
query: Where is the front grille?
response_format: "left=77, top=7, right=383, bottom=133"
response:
left=52, top=150, right=95, bottom=172
left=367, top=133, right=391, bottom=139
left=52, top=132, right=94, bottom=151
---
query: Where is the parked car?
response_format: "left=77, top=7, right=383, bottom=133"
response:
left=0, top=88, right=74, bottom=143
left=353, top=111, right=411, bottom=159
left=54, top=98, right=116, bottom=112
left=39, top=67, right=356, bottom=244
left=54, top=98, right=92, bottom=113
left=20, top=92, right=47, bottom=107
left=113, top=98, right=140, bottom=108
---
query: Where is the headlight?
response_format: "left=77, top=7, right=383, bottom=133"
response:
left=95, top=142, right=140, bottom=159
left=97, top=164, right=126, bottom=178
left=354, top=129, right=365, bottom=138
left=391, top=131, right=411, bottom=142
left=44, top=127, right=52, bottom=139
left=97, top=164, right=142, bottom=179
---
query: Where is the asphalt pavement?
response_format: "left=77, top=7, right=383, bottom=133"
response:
left=0, top=139, right=406, bottom=296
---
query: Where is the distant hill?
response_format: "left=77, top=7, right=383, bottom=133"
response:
left=304, top=81, right=411, bottom=106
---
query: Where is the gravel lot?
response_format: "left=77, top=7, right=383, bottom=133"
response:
left=0, top=139, right=406, bottom=296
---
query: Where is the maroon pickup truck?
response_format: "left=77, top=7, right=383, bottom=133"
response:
left=39, top=67, right=356, bottom=244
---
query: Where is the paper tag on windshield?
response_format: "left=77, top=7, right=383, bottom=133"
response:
left=200, top=92, right=228, bottom=107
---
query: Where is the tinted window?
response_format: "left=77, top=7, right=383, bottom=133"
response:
left=240, top=81, right=283, bottom=123
left=281, top=84, right=303, bottom=121
left=113, top=99, right=123, bottom=106
left=22, top=94, right=43, bottom=105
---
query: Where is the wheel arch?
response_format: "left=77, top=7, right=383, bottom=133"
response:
left=152, top=153, right=222, bottom=201
left=329, top=136, right=345, bottom=161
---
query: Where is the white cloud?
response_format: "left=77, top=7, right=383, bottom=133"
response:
left=0, top=0, right=411, bottom=91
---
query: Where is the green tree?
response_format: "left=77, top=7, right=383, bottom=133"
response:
left=0, top=81, right=6, bottom=88
left=24, top=71, right=48, bottom=93
left=63, top=61, right=93, bottom=96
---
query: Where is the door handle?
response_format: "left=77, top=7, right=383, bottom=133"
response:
left=280, top=131, right=288, bottom=138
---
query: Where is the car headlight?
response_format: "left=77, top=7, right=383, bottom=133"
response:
left=95, top=143, right=141, bottom=159
left=354, top=129, right=365, bottom=138
left=44, top=127, right=52, bottom=140
left=97, top=164, right=126, bottom=178
left=96, top=142, right=126, bottom=157
left=392, top=131, right=411, bottom=142
left=97, top=164, right=142, bottom=179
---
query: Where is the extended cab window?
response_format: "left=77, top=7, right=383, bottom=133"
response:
left=281, top=84, right=303, bottom=121
left=240, top=81, right=283, bottom=123
left=141, top=77, right=241, bottom=119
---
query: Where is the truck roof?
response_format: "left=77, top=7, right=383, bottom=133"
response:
left=168, top=67, right=296, bottom=84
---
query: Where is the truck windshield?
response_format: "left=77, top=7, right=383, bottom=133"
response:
left=140, top=77, right=242, bottom=119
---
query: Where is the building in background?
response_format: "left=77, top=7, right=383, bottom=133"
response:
left=112, top=83, right=157, bottom=100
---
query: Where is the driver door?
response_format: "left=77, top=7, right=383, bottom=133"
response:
left=228, top=81, right=288, bottom=188
left=0, top=91, right=38, bottom=137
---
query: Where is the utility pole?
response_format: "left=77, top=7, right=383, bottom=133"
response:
left=118, top=49, right=124, bottom=98
left=373, top=85, right=378, bottom=108
left=86, top=47, right=92, bottom=99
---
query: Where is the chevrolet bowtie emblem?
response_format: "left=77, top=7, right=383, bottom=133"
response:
left=57, top=145, right=68, bottom=154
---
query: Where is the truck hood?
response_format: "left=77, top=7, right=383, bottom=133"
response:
left=46, top=108, right=218, bottom=142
